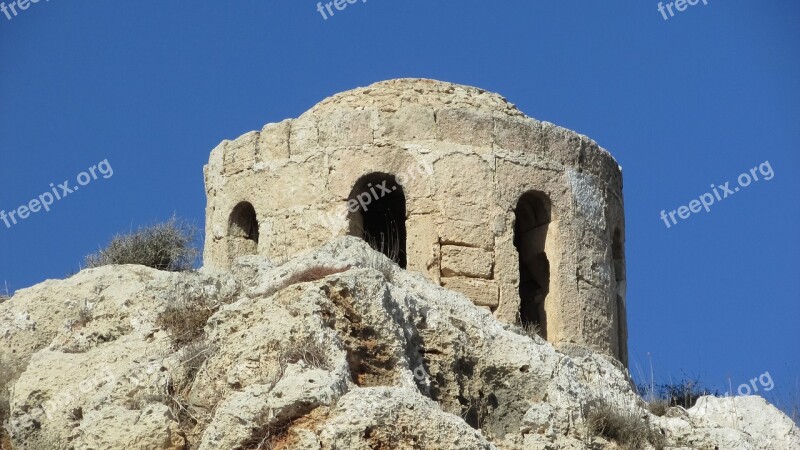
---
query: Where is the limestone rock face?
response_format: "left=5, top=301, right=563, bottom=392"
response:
left=1, top=238, right=797, bottom=449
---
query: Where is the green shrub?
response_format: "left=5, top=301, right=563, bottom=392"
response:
left=85, top=216, right=198, bottom=271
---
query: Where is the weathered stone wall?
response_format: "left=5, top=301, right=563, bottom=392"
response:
left=203, top=79, right=627, bottom=363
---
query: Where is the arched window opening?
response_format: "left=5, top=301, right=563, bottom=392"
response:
left=613, top=227, right=628, bottom=365
left=514, top=191, right=551, bottom=339
left=348, top=173, right=407, bottom=269
left=228, top=202, right=259, bottom=257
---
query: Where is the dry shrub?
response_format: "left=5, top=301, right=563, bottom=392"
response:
left=168, top=340, right=216, bottom=434
left=157, top=299, right=214, bottom=350
left=461, top=395, right=492, bottom=430
left=286, top=265, right=350, bottom=285
left=70, top=303, right=94, bottom=331
left=0, top=357, right=22, bottom=450
left=122, top=340, right=216, bottom=438
left=153, top=282, right=218, bottom=437
left=243, top=414, right=294, bottom=450
left=259, top=335, right=330, bottom=395
left=0, top=282, right=10, bottom=305
left=178, top=340, right=214, bottom=386
left=0, top=359, right=17, bottom=418
left=152, top=282, right=221, bottom=438
left=242, top=336, right=329, bottom=449
left=646, top=399, right=670, bottom=417
left=156, top=279, right=217, bottom=349
left=587, top=403, right=665, bottom=450
left=637, top=377, right=719, bottom=411
left=522, top=322, right=542, bottom=340
left=360, top=215, right=404, bottom=270
left=85, top=216, right=198, bottom=271
left=280, top=336, right=329, bottom=370
left=658, top=378, right=718, bottom=409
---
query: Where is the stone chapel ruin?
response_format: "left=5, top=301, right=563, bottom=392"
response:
left=202, top=78, right=628, bottom=365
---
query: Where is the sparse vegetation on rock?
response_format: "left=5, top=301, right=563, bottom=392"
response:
left=638, top=377, right=720, bottom=415
left=157, top=295, right=214, bottom=350
left=84, top=216, right=198, bottom=271
left=0, top=357, right=21, bottom=450
left=0, top=283, right=10, bottom=305
left=586, top=401, right=666, bottom=450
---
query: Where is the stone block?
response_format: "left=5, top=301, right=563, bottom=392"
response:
left=406, top=214, right=441, bottom=282
left=319, top=109, right=374, bottom=147
left=438, top=219, right=494, bottom=250
left=441, top=246, right=493, bottom=279
left=289, top=115, right=319, bottom=155
left=494, top=116, right=545, bottom=154
left=441, top=277, right=499, bottom=308
left=223, top=131, right=258, bottom=175
left=376, top=105, right=436, bottom=142
left=436, top=108, right=494, bottom=146
left=257, top=120, right=291, bottom=161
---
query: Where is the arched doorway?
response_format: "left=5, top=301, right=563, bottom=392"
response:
left=228, top=202, right=259, bottom=257
left=514, top=191, right=551, bottom=338
left=348, top=173, right=407, bottom=268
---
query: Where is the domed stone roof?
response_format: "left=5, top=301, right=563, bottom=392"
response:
left=305, top=78, right=526, bottom=119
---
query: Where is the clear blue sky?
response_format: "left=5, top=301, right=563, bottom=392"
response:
left=1, top=1, right=798, bottom=414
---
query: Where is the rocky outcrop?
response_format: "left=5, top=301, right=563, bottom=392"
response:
left=1, top=238, right=797, bottom=449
